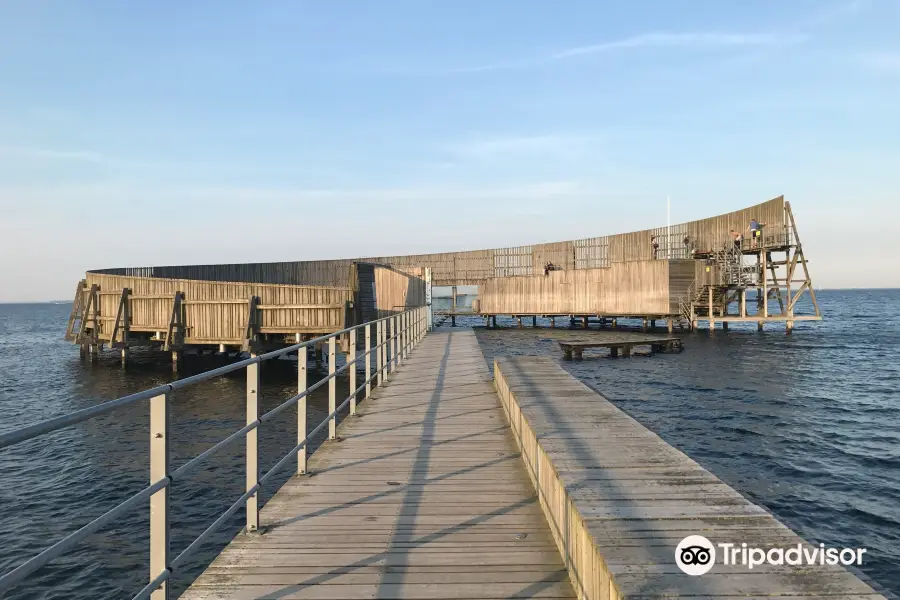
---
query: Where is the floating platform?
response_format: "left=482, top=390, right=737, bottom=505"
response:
left=559, top=334, right=683, bottom=360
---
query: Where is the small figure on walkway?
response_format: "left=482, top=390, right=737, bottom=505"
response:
left=683, top=235, right=694, bottom=258
left=651, top=236, right=659, bottom=258
left=748, top=218, right=766, bottom=249
left=729, top=229, right=743, bottom=251
left=544, top=262, right=558, bottom=275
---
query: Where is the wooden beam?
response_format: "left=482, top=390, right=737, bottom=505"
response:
left=65, top=279, right=86, bottom=342
left=164, top=292, right=183, bottom=351
left=76, top=284, right=97, bottom=344
left=242, top=296, right=259, bottom=352
left=108, top=288, right=128, bottom=344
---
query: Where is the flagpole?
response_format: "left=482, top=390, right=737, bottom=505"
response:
left=667, top=195, right=671, bottom=258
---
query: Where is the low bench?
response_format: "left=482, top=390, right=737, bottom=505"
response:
left=559, top=337, right=682, bottom=359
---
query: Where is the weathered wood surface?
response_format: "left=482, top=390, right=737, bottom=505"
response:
left=494, top=357, right=886, bottom=599
left=180, top=331, right=575, bottom=600
left=477, top=261, right=672, bottom=317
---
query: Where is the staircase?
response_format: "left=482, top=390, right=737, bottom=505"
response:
left=678, top=240, right=754, bottom=323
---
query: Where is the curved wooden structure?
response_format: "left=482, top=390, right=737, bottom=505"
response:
left=65, top=195, right=820, bottom=361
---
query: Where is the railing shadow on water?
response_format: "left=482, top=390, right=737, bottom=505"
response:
left=0, top=307, right=429, bottom=600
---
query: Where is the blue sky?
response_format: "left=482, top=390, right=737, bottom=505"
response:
left=1, top=0, right=898, bottom=300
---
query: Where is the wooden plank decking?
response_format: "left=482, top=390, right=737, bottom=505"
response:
left=494, top=357, right=887, bottom=599
left=181, top=330, right=575, bottom=600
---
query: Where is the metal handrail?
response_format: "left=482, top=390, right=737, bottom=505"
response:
left=0, top=306, right=429, bottom=600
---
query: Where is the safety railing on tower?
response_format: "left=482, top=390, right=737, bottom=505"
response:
left=0, top=306, right=429, bottom=600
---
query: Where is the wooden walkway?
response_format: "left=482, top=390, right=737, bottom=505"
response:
left=494, top=357, right=887, bottom=599
left=181, top=330, right=575, bottom=599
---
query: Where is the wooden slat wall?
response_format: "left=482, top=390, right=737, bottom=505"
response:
left=87, top=197, right=786, bottom=287
left=372, top=266, right=427, bottom=319
left=478, top=261, right=670, bottom=315
left=83, top=273, right=354, bottom=343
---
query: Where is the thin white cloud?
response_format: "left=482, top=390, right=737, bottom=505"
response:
left=0, top=144, right=105, bottom=163
left=553, top=32, right=808, bottom=59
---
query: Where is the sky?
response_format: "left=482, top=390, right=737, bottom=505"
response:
left=1, top=0, right=898, bottom=301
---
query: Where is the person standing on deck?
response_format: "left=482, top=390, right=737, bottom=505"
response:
left=651, top=236, right=659, bottom=258
left=729, top=229, right=743, bottom=251
left=748, top=218, right=766, bottom=249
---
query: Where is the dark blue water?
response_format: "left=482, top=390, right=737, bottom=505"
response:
left=0, top=303, right=348, bottom=599
left=472, top=289, right=900, bottom=598
left=2, top=292, right=899, bottom=598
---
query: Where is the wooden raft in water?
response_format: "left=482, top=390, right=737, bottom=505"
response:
left=558, top=334, right=683, bottom=360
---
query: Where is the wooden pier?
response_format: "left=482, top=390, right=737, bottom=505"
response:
left=181, top=329, right=575, bottom=600
left=494, top=357, right=886, bottom=599
left=3, top=320, right=888, bottom=599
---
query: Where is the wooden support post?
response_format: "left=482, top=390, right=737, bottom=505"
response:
left=612, top=318, right=618, bottom=329
left=121, top=347, right=128, bottom=367
left=582, top=316, right=589, bottom=329
left=758, top=321, right=764, bottom=332
left=246, top=358, right=260, bottom=533
left=610, top=347, right=618, bottom=358
left=364, top=324, right=371, bottom=399
left=492, top=315, right=497, bottom=328
left=573, top=349, right=583, bottom=360
left=517, top=316, right=523, bottom=328
left=485, top=315, right=490, bottom=328
left=563, top=348, right=572, bottom=360
left=786, top=320, right=794, bottom=335
left=532, top=316, right=537, bottom=327
left=622, top=346, right=632, bottom=357
left=550, top=317, right=556, bottom=328
left=723, top=321, right=729, bottom=331
left=451, top=286, right=457, bottom=327
left=349, top=329, right=357, bottom=415
left=149, top=392, right=170, bottom=600
left=708, top=287, right=715, bottom=331
left=328, top=337, right=336, bottom=440
left=297, top=347, right=307, bottom=475
left=642, top=318, right=648, bottom=332
left=667, top=318, right=674, bottom=333
left=171, top=351, right=180, bottom=371
left=740, top=288, right=747, bottom=317
left=651, top=319, right=656, bottom=329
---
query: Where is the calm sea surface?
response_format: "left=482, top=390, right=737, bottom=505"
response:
left=1, top=290, right=899, bottom=598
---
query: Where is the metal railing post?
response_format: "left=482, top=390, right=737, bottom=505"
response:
left=398, top=313, right=404, bottom=367
left=383, top=318, right=390, bottom=381
left=149, top=392, right=170, bottom=600
left=246, top=358, right=260, bottom=533
left=297, top=348, right=307, bottom=475
left=365, top=324, right=371, bottom=399
left=328, top=336, right=336, bottom=439
left=390, top=316, right=397, bottom=373
left=349, top=329, right=357, bottom=415
left=376, top=320, right=383, bottom=387
left=403, top=312, right=409, bottom=359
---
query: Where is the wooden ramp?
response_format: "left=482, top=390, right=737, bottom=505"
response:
left=181, top=330, right=575, bottom=600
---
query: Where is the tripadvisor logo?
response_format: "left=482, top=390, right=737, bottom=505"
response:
left=675, top=535, right=867, bottom=575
